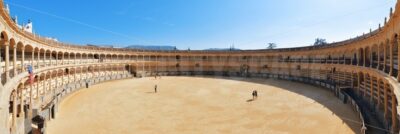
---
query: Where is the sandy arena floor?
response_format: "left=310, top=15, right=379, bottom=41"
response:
left=46, top=76, right=361, bottom=134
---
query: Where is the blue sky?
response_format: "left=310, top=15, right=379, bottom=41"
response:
left=5, top=0, right=397, bottom=50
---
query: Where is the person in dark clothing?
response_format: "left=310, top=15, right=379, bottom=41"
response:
left=86, top=80, right=89, bottom=88
left=252, top=90, right=255, bottom=100
left=155, top=85, right=157, bottom=93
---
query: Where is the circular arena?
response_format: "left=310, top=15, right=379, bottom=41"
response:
left=46, top=77, right=360, bottom=134
left=0, top=0, right=399, bottom=134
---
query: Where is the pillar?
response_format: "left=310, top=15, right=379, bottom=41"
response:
left=384, top=83, right=388, bottom=119
left=56, top=52, right=58, bottom=66
left=37, top=50, right=40, bottom=68
left=21, top=48, right=25, bottom=72
left=384, top=44, right=387, bottom=71
left=74, top=53, right=77, bottom=64
left=49, top=52, right=52, bottom=66
left=29, top=82, right=33, bottom=118
left=68, top=53, right=71, bottom=64
left=43, top=76, right=46, bottom=94
left=363, top=74, right=367, bottom=97
left=391, top=94, right=398, bottom=132
left=356, top=73, right=360, bottom=94
left=377, top=80, right=381, bottom=108
left=43, top=51, right=46, bottom=67
left=370, top=76, right=373, bottom=102
left=36, top=80, right=39, bottom=100
left=5, top=42, right=10, bottom=81
left=12, top=92, right=16, bottom=130
left=74, top=69, right=76, bottom=82
left=357, top=50, right=361, bottom=66
left=363, top=48, right=366, bottom=67
left=397, top=38, right=400, bottom=81
left=31, top=50, right=34, bottom=69
left=62, top=53, right=64, bottom=65
left=378, top=46, right=381, bottom=69
left=390, top=41, right=393, bottom=76
left=12, top=45, right=16, bottom=76
left=20, top=84, right=25, bottom=118
left=370, top=50, right=373, bottom=68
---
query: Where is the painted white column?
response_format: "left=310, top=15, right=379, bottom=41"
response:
left=56, top=52, right=59, bottom=66
left=12, top=92, right=16, bottom=131
left=12, top=45, right=16, bottom=76
left=43, top=51, right=46, bottom=67
left=37, top=50, right=40, bottom=68
left=5, top=42, right=10, bottom=81
left=31, top=49, right=34, bottom=68
left=20, top=85, right=25, bottom=118
left=62, top=53, right=65, bottom=65
left=21, top=48, right=25, bottom=72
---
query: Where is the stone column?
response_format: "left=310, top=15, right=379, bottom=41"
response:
left=36, top=80, right=39, bottom=100
left=357, top=51, right=360, bottom=66
left=390, top=42, right=394, bottom=76
left=377, top=80, right=381, bottom=108
left=62, top=53, right=65, bottom=65
left=74, top=53, right=77, bottom=64
left=21, top=48, right=25, bottom=72
left=74, top=69, right=77, bottom=82
left=363, top=73, right=367, bottom=96
left=370, top=50, right=373, bottom=68
left=37, top=50, right=40, bottom=68
left=43, top=51, right=46, bottom=67
left=12, top=92, right=16, bottom=130
left=29, top=82, right=33, bottom=118
left=357, top=73, right=361, bottom=95
left=49, top=52, right=52, bottom=66
left=397, top=38, right=400, bottom=81
left=31, top=49, right=34, bottom=68
left=56, top=52, right=59, bottom=66
left=43, top=77, right=46, bottom=95
left=377, top=47, right=381, bottom=69
left=5, top=42, right=10, bottom=81
left=69, top=53, right=71, bottom=64
left=384, top=44, right=387, bottom=71
left=391, top=94, right=397, bottom=132
left=13, top=45, right=16, bottom=76
left=370, top=77, right=373, bottom=102
left=20, top=84, right=25, bottom=118
left=363, top=48, right=366, bottom=67
left=55, top=74, right=58, bottom=91
left=384, top=83, right=388, bottom=119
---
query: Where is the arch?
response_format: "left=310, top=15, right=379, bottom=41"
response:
left=371, top=44, right=379, bottom=68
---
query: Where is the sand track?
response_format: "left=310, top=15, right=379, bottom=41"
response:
left=46, top=76, right=360, bottom=134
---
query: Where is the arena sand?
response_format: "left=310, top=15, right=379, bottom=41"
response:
left=46, top=76, right=361, bottom=134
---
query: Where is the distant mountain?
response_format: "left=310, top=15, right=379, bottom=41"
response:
left=203, top=48, right=241, bottom=51
left=125, top=45, right=177, bottom=50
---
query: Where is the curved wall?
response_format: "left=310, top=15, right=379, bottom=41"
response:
left=0, top=0, right=400, bottom=133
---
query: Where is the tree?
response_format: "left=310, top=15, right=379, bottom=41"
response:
left=314, top=38, right=327, bottom=46
left=267, top=43, right=277, bottom=49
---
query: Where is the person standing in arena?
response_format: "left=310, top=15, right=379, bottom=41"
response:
left=252, top=90, right=255, bottom=100
left=155, top=84, right=158, bottom=93
left=254, top=90, right=258, bottom=99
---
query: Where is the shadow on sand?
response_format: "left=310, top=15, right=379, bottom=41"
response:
left=246, top=99, right=255, bottom=102
left=169, top=75, right=362, bottom=133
